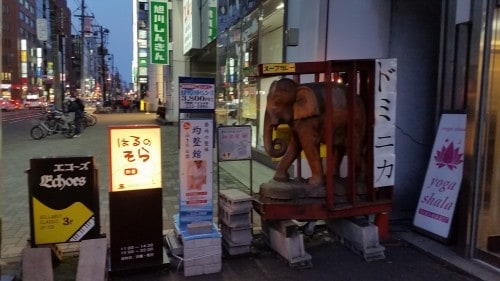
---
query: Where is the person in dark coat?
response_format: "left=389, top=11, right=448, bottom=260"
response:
left=67, top=97, right=84, bottom=137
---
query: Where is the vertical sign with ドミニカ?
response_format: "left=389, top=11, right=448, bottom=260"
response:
left=108, top=124, right=164, bottom=272
left=373, top=58, right=397, bottom=188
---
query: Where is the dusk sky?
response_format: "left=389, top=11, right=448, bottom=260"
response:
left=67, top=0, right=133, bottom=85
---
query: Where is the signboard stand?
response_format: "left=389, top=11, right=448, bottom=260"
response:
left=176, top=77, right=223, bottom=276
left=27, top=156, right=101, bottom=247
left=413, top=113, right=466, bottom=241
left=107, top=125, right=165, bottom=273
left=109, top=189, right=164, bottom=272
left=177, top=77, right=217, bottom=229
left=216, top=125, right=253, bottom=195
left=217, top=125, right=253, bottom=226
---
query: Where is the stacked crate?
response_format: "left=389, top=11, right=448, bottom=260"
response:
left=165, top=215, right=222, bottom=277
left=218, top=189, right=253, bottom=255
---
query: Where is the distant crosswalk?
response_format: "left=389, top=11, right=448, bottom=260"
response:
left=1, top=109, right=45, bottom=124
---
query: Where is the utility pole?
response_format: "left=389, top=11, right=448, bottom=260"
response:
left=100, top=26, right=108, bottom=103
left=80, top=0, right=85, bottom=97
left=50, top=0, right=62, bottom=109
left=74, top=0, right=94, bottom=97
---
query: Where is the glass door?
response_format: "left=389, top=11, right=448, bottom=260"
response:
left=475, top=6, right=500, bottom=267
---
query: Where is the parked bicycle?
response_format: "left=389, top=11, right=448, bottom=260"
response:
left=82, top=112, right=97, bottom=128
left=30, top=110, right=76, bottom=139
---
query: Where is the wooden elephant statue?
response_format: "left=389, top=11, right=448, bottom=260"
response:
left=263, top=78, right=366, bottom=187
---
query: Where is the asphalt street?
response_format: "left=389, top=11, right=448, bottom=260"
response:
left=0, top=110, right=497, bottom=280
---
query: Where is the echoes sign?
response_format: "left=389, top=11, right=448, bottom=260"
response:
left=28, top=156, right=100, bottom=246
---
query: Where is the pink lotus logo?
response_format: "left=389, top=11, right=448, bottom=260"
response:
left=434, top=140, right=463, bottom=170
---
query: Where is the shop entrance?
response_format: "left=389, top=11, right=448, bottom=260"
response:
left=475, top=6, right=500, bottom=267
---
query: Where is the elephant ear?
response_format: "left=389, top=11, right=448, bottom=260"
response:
left=294, top=85, right=320, bottom=120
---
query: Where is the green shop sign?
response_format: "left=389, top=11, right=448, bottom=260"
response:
left=150, top=0, right=169, bottom=65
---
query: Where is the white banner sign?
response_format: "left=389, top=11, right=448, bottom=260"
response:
left=373, top=58, right=397, bottom=187
left=413, top=114, right=466, bottom=238
left=179, top=119, right=214, bottom=225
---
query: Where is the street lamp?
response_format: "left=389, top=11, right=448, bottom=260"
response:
left=107, top=54, right=114, bottom=98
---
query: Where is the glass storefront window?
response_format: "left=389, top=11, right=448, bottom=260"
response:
left=215, top=0, right=284, bottom=149
left=215, top=25, right=242, bottom=127
left=255, top=0, right=284, bottom=150
left=240, top=9, right=260, bottom=147
left=477, top=7, right=500, bottom=266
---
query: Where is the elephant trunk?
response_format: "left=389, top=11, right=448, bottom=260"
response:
left=263, top=111, right=287, bottom=158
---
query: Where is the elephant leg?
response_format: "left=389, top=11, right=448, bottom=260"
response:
left=302, top=143, right=324, bottom=186
left=274, top=135, right=301, bottom=182
left=296, top=122, right=324, bottom=186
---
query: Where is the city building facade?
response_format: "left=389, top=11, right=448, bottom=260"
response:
left=1, top=0, right=75, bottom=106
left=168, top=0, right=500, bottom=271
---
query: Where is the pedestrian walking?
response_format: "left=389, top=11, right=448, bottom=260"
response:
left=143, top=92, right=150, bottom=114
left=122, top=98, right=130, bottom=112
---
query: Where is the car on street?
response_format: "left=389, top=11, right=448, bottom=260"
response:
left=10, top=99, right=22, bottom=110
left=0, top=99, right=21, bottom=111
left=24, top=94, right=47, bottom=110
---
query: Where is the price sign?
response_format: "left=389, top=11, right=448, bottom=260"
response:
left=179, top=77, right=215, bottom=111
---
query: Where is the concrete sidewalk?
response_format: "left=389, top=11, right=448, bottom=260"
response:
left=0, top=113, right=498, bottom=280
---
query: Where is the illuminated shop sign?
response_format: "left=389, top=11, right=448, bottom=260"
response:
left=108, top=125, right=162, bottom=192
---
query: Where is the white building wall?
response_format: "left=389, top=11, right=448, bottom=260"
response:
left=286, top=0, right=328, bottom=63
left=328, top=0, right=391, bottom=60
left=170, top=0, right=188, bottom=122
left=287, top=0, right=390, bottom=64
left=132, top=0, right=138, bottom=91
left=147, top=64, right=165, bottom=112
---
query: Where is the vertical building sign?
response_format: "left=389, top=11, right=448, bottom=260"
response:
left=179, top=119, right=214, bottom=226
left=150, top=0, right=169, bottom=65
left=414, top=114, right=466, bottom=238
left=20, top=39, right=28, bottom=90
left=36, top=48, right=43, bottom=86
left=373, top=59, right=397, bottom=187
left=36, top=19, right=48, bottom=41
left=183, top=0, right=193, bottom=53
left=183, top=0, right=201, bottom=55
left=208, top=0, right=217, bottom=42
